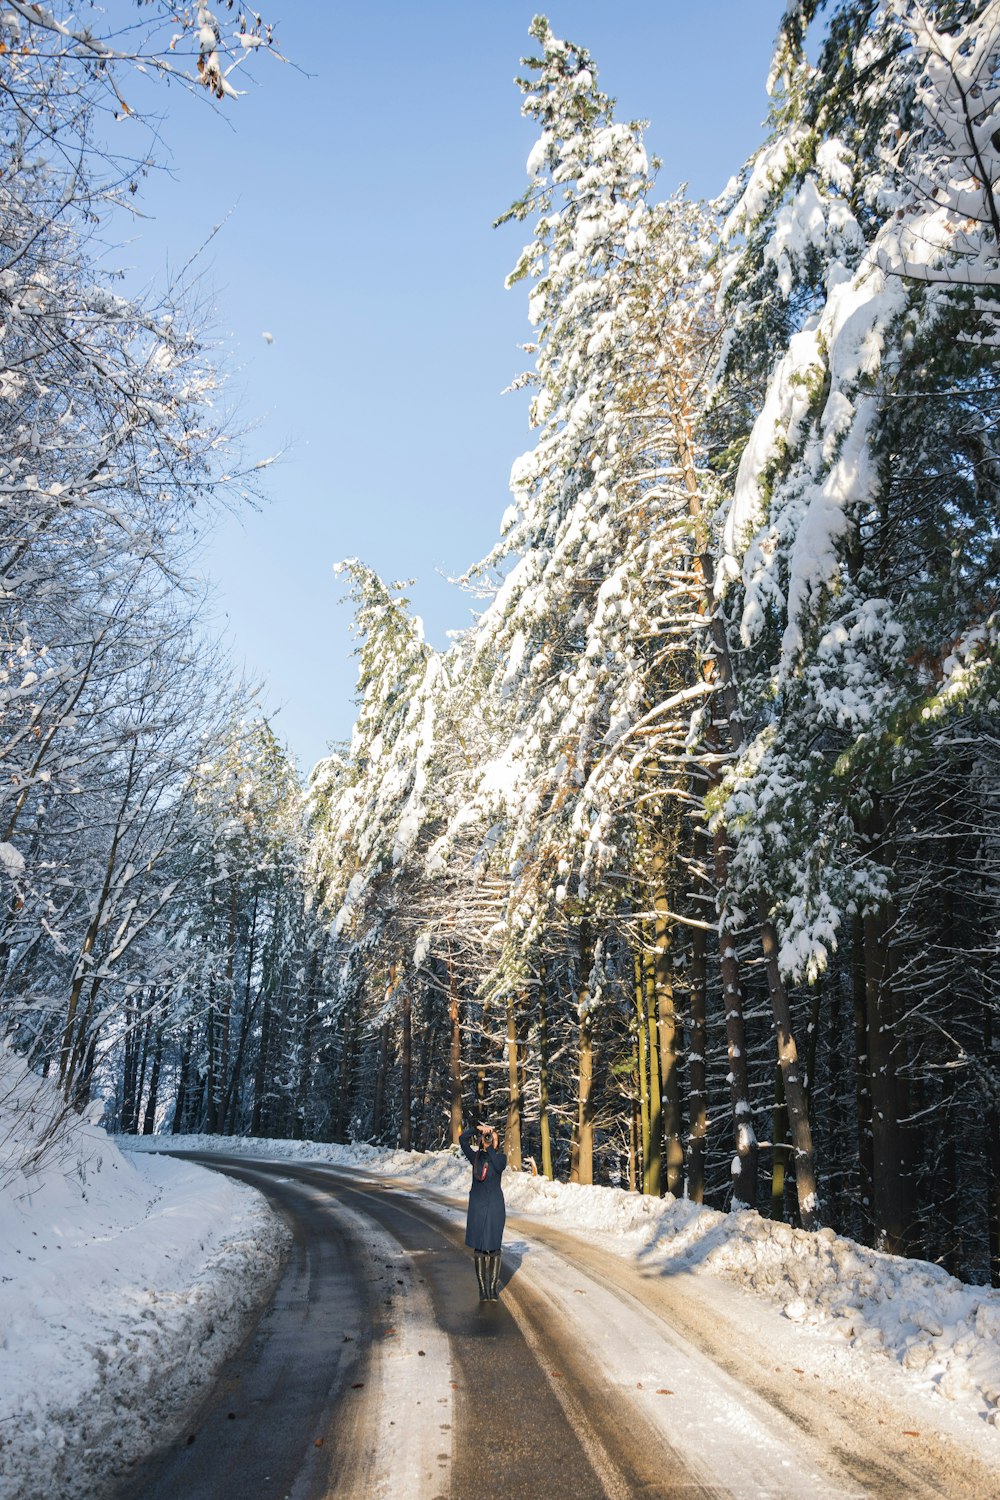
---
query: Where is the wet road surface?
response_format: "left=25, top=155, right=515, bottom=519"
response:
left=113, top=1155, right=709, bottom=1500
left=112, top=1156, right=999, bottom=1500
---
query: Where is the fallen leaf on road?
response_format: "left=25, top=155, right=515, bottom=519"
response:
left=657, top=1390, right=674, bottom=1396
left=314, top=1438, right=324, bottom=1448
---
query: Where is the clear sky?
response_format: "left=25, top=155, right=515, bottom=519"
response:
left=120, top=2, right=786, bottom=774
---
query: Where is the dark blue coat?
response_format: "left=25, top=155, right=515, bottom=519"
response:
left=460, top=1128, right=507, bottom=1251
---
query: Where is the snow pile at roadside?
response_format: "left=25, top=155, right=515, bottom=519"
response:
left=0, top=1053, right=290, bottom=1500
left=128, top=1132, right=1000, bottom=1430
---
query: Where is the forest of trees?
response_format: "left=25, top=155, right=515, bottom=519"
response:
left=3, top=2, right=1000, bottom=1288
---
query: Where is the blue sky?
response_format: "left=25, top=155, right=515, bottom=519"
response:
left=122, top=2, right=786, bottom=773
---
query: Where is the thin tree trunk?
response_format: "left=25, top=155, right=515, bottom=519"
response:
left=204, top=977, right=219, bottom=1135
left=571, top=924, right=596, bottom=1186
left=865, top=900, right=912, bottom=1255
left=653, top=893, right=684, bottom=1199
left=448, top=958, right=463, bottom=1145
left=372, top=1019, right=390, bottom=1140
left=334, top=983, right=356, bottom=1143
left=634, top=945, right=651, bottom=1190
left=986, top=1002, right=1000, bottom=1288
left=215, top=876, right=238, bottom=1127
left=686, top=921, right=708, bottom=1205
left=172, top=1021, right=194, bottom=1134
left=852, top=917, right=874, bottom=1240
left=120, top=995, right=139, bottom=1134
left=251, top=989, right=273, bottom=1137
left=142, top=1025, right=162, bottom=1135
left=398, top=966, right=412, bottom=1151
left=771, top=1063, right=787, bottom=1221
left=537, top=966, right=554, bottom=1181
left=223, top=888, right=261, bottom=1134
left=643, top=943, right=663, bottom=1196
left=628, top=1091, right=638, bottom=1192
left=758, top=914, right=820, bottom=1230
left=505, top=993, right=522, bottom=1170
left=712, top=824, right=758, bottom=1208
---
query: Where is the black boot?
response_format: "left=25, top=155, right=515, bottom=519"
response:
left=475, top=1252, right=489, bottom=1301
left=488, top=1251, right=501, bottom=1301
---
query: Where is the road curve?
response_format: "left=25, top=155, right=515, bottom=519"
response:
left=112, top=1154, right=710, bottom=1500
left=112, top=1156, right=998, bottom=1500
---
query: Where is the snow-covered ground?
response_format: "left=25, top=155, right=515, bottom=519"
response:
left=127, top=1131, right=1000, bottom=1469
left=0, top=1052, right=290, bottom=1500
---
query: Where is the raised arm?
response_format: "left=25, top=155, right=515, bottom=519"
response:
left=458, top=1127, right=477, bottom=1165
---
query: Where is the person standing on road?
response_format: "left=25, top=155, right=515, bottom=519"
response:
left=459, top=1120, right=507, bottom=1301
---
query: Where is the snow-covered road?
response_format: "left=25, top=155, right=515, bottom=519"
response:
left=115, top=1154, right=998, bottom=1500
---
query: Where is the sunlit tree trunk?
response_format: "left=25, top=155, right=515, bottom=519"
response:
left=634, top=946, right=651, bottom=1189
left=570, top=924, right=596, bottom=1186
left=652, top=885, right=683, bottom=1199
left=398, top=966, right=412, bottom=1150
left=537, top=965, right=554, bottom=1180
left=448, top=957, right=463, bottom=1145
left=505, top=992, right=522, bottom=1169
left=686, top=919, right=709, bottom=1204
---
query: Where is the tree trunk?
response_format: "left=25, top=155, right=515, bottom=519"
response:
left=712, top=825, right=758, bottom=1208
left=223, top=888, right=261, bottom=1134
left=334, top=983, right=357, bottom=1143
left=865, top=900, right=912, bottom=1255
left=251, top=988, right=273, bottom=1137
left=852, top=917, right=874, bottom=1240
left=120, top=995, right=139, bottom=1134
left=142, top=1026, right=162, bottom=1135
left=204, top=977, right=220, bottom=1135
left=759, top=912, right=820, bottom=1230
left=628, top=1091, right=638, bottom=1192
left=571, top=924, right=596, bottom=1186
left=399, top=967, right=412, bottom=1151
left=505, top=993, right=522, bottom=1170
left=771, top=1062, right=787, bottom=1221
left=643, top=943, right=663, bottom=1196
left=537, top=966, right=554, bottom=1181
left=448, top=958, right=463, bottom=1145
left=172, top=1021, right=194, bottom=1134
left=988, top=1058, right=1000, bottom=1289
left=372, top=1019, right=390, bottom=1140
left=686, top=921, right=708, bottom=1205
left=653, top=895, right=684, bottom=1200
left=133, top=1009, right=152, bottom=1133
left=634, top=946, right=651, bottom=1190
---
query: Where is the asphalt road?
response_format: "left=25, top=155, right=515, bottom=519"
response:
left=112, top=1156, right=998, bottom=1500
left=112, top=1155, right=709, bottom=1500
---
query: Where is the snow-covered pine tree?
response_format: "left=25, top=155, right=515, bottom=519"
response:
left=713, top=0, right=1000, bottom=1264
left=307, top=561, right=451, bottom=1148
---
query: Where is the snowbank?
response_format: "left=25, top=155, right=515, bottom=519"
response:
left=128, top=1132, right=1000, bottom=1433
left=0, top=1054, right=290, bottom=1500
